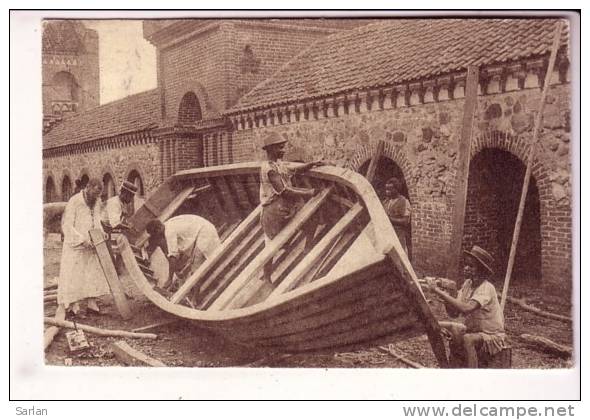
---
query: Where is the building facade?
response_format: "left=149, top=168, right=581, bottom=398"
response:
left=42, top=18, right=574, bottom=289
left=42, top=20, right=100, bottom=133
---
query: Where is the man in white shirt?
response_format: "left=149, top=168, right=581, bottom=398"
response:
left=103, top=181, right=138, bottom=231
left=145, top=215, right=221, bottom=289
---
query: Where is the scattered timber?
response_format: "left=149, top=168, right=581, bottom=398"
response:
left=110, top=341, right=167, bottom=367
left=519, top=334, right=572, bottom=359
left=44, top=318, right=157, bottom=339
left=43, top=305, right=66, bottom=350
left=504, top=296, right=571, bottom=323
left=378, top=344, right=425, bottom=369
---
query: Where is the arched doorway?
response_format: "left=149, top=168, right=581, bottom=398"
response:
left=45, top=177, right=56, bottom=203
left=102, top=173, right=116, bottom=201
left=178, top=92, right=202, bottom=125
left=359, top=157, right=409, bottom=200
left=359, top=157, right=412, bottom=257
left=464, top=148, right=542, bottom=283
left=61, top=175, right=72, bottom=201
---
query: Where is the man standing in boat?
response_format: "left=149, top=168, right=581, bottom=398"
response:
left=102, top=180, right=137, bottom=232
left=381, top=177, right=412, bottom=257
left=145, top=215, right=221, bottom=290
left=428, top=246, right=508, bottom=368
left=259, top=131, right=323, bottom=283
left=58, top=178, right=110, bottom=316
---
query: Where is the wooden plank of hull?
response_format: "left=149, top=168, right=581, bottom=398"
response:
left=269, top=203, right=364, bottom=298
left=196, top=226, right=264, bottom=308
left=209, top=259, right=391, bottom=331
left=303, top=228, right=360, bottom=286
left=211, top=177, right=241, bottom=219
left=251, top=305, right=417, bottom=351
left=170, top=205, right=262, bottom=304
left=229, top=231, right=308, bottom=309
left=226, top=176, right=254, bottom=213
left=229, top=285, right=405, bottom=341
left=243, top=174, right=261, bottom=207
left=208, top=187, right=333, bottom=311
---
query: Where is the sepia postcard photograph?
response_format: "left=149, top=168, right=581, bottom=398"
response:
left=10, top=9, right=581, bottom=401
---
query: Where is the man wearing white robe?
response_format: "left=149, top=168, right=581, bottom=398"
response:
left=58, top=178, right=110, bottom=314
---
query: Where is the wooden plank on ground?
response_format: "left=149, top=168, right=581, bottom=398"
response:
left=209, top=187, right=333, bottom=311
left=170, top=205, right=263, bottom=304
left=111, top=340, right=167, bottom=367
left=43, top=304, right=65, bottom=350
left=270, top=203, right=364, bottom=298
left=89, top=229, right=132, bottom=320
left=44, top=318, right=157, bottom=339
left=446, top=65, right=479, bottom=280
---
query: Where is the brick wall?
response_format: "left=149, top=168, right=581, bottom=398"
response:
left=229, top=82, right=572, bottom=288
left=157, top=22, right=338, bottom=124
left=43, top=142, right=161, bottom=203
left=225, top=23, right=330, bottom=108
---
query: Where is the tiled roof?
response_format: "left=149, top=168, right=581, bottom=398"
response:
left=228, top=18, right=569, bottom=113
left=43, top=89, right=161, bottom=149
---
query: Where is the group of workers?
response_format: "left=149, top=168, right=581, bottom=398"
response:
left=56, top=131, right=506, bottom=368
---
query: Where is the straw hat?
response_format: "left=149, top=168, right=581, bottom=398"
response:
left=261, top=132, right=287, bottom=150
left=120, top=180, right=138, bottom=195
left=464, top=245, right=494, bottom=274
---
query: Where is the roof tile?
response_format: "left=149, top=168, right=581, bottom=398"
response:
left=43, top=89, right=160, bottom=150
left=228, top=18, right=569, bottom=113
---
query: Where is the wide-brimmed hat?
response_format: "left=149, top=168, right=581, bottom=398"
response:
left=261, top=132, right=287, bottom=150
left=120, top=180, right=138, bottom=195
left=464, top=245, right=494, bottom=274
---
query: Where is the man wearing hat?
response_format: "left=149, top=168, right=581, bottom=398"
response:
left=429, top=245, right=508, bottom=368
left=103, top=180, right=138, bottom=231
left=259, top=131, right=323, bottom=283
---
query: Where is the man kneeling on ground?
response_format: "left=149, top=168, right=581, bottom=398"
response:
left=428, top=245, right=508, bottom=368
left=145, top=215, right=221, bottom=290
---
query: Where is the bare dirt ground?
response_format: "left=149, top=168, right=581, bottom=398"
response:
left=44, top=234, right=574, bottom=369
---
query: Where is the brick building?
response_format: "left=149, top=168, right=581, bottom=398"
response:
left=42, top=20, right=99, bottom=134
left=42, top=18, right=573, bottom=289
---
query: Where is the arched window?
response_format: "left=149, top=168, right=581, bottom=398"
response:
left=127, top=170, right=144, bottom=196
left=102, top=173, right=116, bottom=201
left=177, top=92, right=202, bottom=125
left=45, top=177, right=56, bottom=203
left=52, top=71, right=79, bottom=102
left=61, top=175, right=72, bottom=201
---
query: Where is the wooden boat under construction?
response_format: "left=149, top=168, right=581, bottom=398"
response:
left=118, top=162, right=449, bottom=367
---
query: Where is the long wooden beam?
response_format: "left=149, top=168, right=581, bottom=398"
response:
left=89, top=229, right=132, bottom=320
left=269, top=203, right=364, bottom=298
left=446, top=65, right=480, bottom=280
left=365, top=140, right=385, bottom=183
left=208, top=187, right=333, bottom=311
left=500, top=21, right=564, bottom=312
left=170, top=205, right=263, bottom=304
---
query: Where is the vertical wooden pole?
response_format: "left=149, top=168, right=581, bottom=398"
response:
left=500, top=21, right=564, bottom=312
left=365, top=140, right=385, bottom=183
left=447, top=65, right=480, bottom=280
